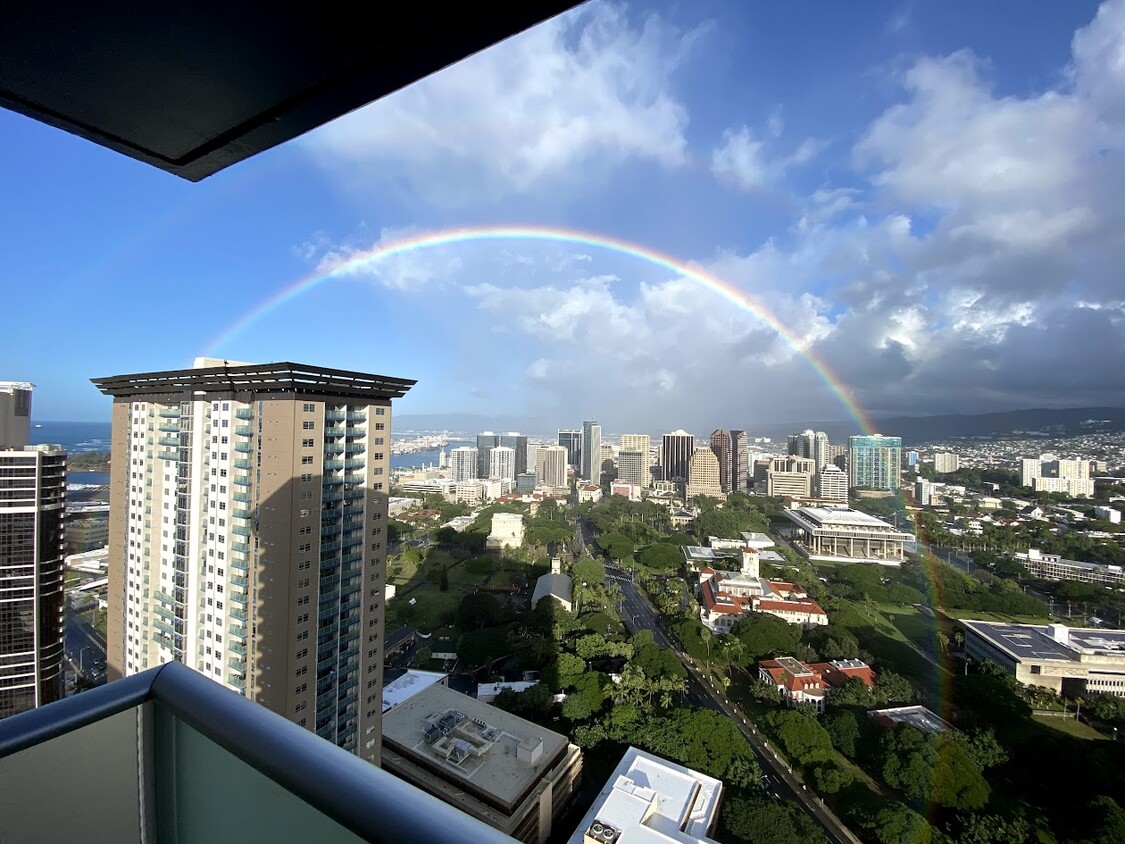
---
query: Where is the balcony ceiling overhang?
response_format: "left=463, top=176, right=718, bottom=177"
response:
left=0, top=2, right=581, bottom=181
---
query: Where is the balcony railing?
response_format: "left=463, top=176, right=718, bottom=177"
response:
left=0, top=662, right=513, bottom=843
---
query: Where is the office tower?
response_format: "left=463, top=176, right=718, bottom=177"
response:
left=499, top=433, right=528, bottom=477
left=848, top=434, right=902, bottom=491
left=489, top=446, right=516, bottom=481
left=767, top=456, right=815, bottom=498
left=933, top=452, right=960, bottom=474
left=827, top=443, right=846, bottom=465
left=0, top=382, right=66, bottom=719
left=752, top=457, right=772, bottom=490
left=449, top=446, right=478, bottom=483
left=906, top=450, right=919, bottom=468
left=91, top=358, right=414, bottom=764
left=535, top=445, right=568, bottom=489
left=617, top=449, right=648, bottom=490
left=580, top=421, right=601, bottom=482
left=786, top=434, right=800, bottom=456
left=1020, top=454, right=1095, bottom=498
left=557, top=429, right=582, bottom=471
left=516, top=473, right=537, bottom=494
left=685, top=448, right=722, bottom=500
left=789, top=429, right=829, bottom=469
left=661, top=430, right=695, bottom=482
left=619, top=434, right=651, bottom=487
left=816, top=464, right=849, bottom=502
left=475, top=432, right=500, bottom=479
left=730, top=430, right=749, bottom=492
left=709, top=429, right=732, bottom=492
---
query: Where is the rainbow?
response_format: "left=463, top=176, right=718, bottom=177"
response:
left=206, top=223, right=876, bottom=434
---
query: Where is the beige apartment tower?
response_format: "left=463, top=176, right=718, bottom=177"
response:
left=685, top=447, right=722, bottom=500
left=92, top=359, right=414, bottom=764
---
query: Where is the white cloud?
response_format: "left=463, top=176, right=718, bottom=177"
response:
left=711, top=125, right=822, bottom=192
left=306, top=2, right=701, bottom=204
left=315, top=227, right=464, bottom=292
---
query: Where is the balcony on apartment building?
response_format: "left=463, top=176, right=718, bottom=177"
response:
left=0, top=661, right=515, bottom=844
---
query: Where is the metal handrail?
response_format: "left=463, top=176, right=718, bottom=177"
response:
left=0, top=662, right=516, bottom=844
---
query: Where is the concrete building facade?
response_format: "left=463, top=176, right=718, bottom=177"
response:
left=963, top=621, right=1125, bottom=698
left=382, top=684, right=583, bottom=844
left=489, top=446, right=516, bottom=482
left=786, top=506, right=913, bottom=564
left=1021, top=454, right=1096, bottom=498
left=580, top=421, right=601, bottom=483
left=534, top=445, right=568, bottom=490
left=933, top=452, right=960, bottom=474
left=709, top=429, right=732, bottom=492
left=92, top=359, right=414, bottom=764
left=685, top=447, right=722, bottom=501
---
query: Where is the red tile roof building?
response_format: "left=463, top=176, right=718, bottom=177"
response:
left=697, top=550, right=827, bottom=633
left=758, top=657, right=876, bottom=711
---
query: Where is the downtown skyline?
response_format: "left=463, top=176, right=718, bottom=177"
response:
left=3, top=0, right=1124, bottom=432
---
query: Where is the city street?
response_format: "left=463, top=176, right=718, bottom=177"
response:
left=606, top=562, right=857, bottom=844
left=65, top=607, right=107, bottom=686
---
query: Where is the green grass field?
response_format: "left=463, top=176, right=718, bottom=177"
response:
left=941, top=608, right=1053, bottom=624
left=1032, top=714, right=1107, bottom=740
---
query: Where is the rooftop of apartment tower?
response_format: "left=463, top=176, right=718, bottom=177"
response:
left=91, top=358, right=416, bottom=401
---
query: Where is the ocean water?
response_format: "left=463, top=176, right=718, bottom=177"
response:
left=31, top=420, right=456, bottom=473
left=31, top=421, right=112, bottom=452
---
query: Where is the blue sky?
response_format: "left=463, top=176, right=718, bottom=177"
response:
left=3, top=0, right=1123, bottom=432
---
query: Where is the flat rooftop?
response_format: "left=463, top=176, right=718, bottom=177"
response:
left=382, top=669, right=447, bottom=713
left=566, top=747, right=722, bottom=844
left=382, top=684, right=568, bottom=810
left=869, top=706, right=952, bottom=734
left=92, top=361, right=415, bottom=401
left=787, top=506, right=902, bottom=529
left=964, top=620, right=1125, bottom=662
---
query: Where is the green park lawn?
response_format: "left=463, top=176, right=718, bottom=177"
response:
left=940, top=607, right=1054, bottom=624
left=1032, top=714, right=1107, bottom=740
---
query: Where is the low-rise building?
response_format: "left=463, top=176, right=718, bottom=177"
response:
left=1095, top=505, right=1122, bottom=524
left=758, top=656, right=876, bottom=712
left=697, top=549, right=827, bottom=632
left=566, top=746, right=723, bottom=844
left=486, top=513, right=525, bottom=550
left=477, top=681, right=539, bottom=703
left=532, top=572, right=574, bottom=613
left=609, top=479, right=641, bottom=501
left=962, top=621, right=1125, bottom=698
left=868, top=705, right=952, bottom=734
left=577, top=484, right=603, bottom=504
left=785, top=506, right=913, bottom=565
left=381, top=684, right=583, bottom=844
left=1015, top=548, right=1125, bottom=586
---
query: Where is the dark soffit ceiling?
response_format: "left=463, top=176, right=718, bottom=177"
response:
left=0, top=2, right=582, bottom=181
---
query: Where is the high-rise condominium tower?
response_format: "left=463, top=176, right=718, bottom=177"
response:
left=557, top=430, right=582, bottom=471
left=619, top=434, right=651, bottom=488
left=661, top=430, right=695, bottom=482
left=848, top=435, right=902, bottom=491
left=449, top=446, right=478, bottom=483
left=581, top=421, right=601, bottom=482
left=729, top=430, right=749, bottom=492
left=0, top=382, right=66, bottom=719
left=475, top=432, right=500, bottom=480
left=92, top=359, right=414, bottom=764
left=489, top=446, right=516, bottom=481
left=535, top=445, right=568, bottom=489
left=709, top=429, right=732, bottom=492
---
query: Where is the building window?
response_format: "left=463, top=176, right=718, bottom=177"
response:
left=303, top=403, right=315, bottom=412
left=302, top=438, right=315, bottom=448
left=299, top=543, right=311, bottom=552
left=303, top=421, right=315, bottom=430
left=301, top=456, right=314, bottom=465
left=301, top=473, right=313, bottom=482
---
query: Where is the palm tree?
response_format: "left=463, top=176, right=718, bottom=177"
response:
left=937, top=631, right=949, bottom=653
left=701, top=627, right=713, bottom=668
left=953, top=630, right=964, bottom=651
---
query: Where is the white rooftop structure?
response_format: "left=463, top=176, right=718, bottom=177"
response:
left=531, top=572, right=574, bottom=613
left=382, top=669, right=448, bottom=713
left=567, top=747, right=722, bottom=844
